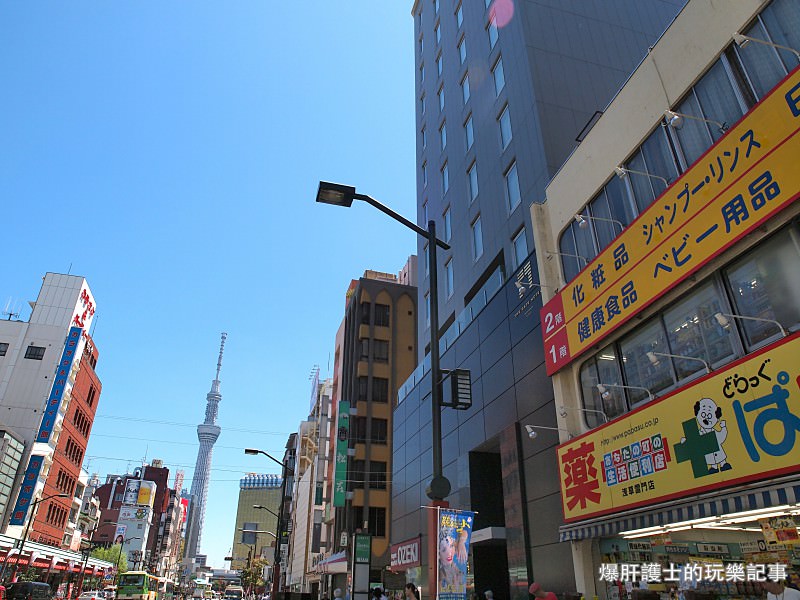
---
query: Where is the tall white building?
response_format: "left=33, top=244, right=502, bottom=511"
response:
left=184, top=334, right=226, bottom=562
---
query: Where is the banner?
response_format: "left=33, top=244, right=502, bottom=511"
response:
left=113, top=525, right=127, bottom=545
left=333, top=401, right=350, bottom=507
left=437, top=509, right=475, bottom=600
left=557, top=334, right=800, bottom=522
left=9, top=455, right=45, bottom=525
left=38, top=326, right=83, bottom=442
left=542, top=66, right=800, bottom=375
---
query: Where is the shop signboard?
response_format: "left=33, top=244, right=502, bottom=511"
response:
left=541, top=66, right=800, bottom=375
left=390, top=536, right=421, bottom=570
left=333, top=400, right=350, bottom=507
left=557, top=334, right=800, bottom=522
left=697, top=543, right=728, bottom=555
left=664, top=544, right=690, bottom=554
left=354, top=535, right=371, bottom=564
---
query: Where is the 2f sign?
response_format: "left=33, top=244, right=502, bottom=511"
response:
left=540, top=294, right=571, bottom=374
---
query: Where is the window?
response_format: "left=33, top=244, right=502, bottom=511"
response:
left=424, top=244, right=430, bottom=276
left=368, top=506, right=387, bottom=537
left=441, top=162, right=449, bottom=194
left=372, top=419, right=388, bottom=444
left=434, top=22, right=441, bottom=45
left=358, top=377, right=368, bottom=402
left=455, top=2, right=463, bottom=27
left=438, top=85, right=445, bottom=112
left=420, top=62, right=425, bottom=83
left=0, top=343, right=7, bottom=357
left=24, top=346, right=45, bottom=360
left=436, top=53, right=442, bottom=78
left=444, top=206, right=452, bottom=242
left=361, top=302, right=371, bottom=324
left=439, top=121, right=447, bottom=150
left=351, top=460, right=365, bottom=488
left=420, top=93, right=426, bottom=115
left=373, top=340, right=389, bottom=362
left=467, top=161, right=478, bottom=201
left=422, top=161, right=428, bottom=187
left=498, top=104, right=512, bottom=148
left=458, top=37, right=466, bottom=64
left=372, top=378, right=389, bottom=403
left=471, top=217, right=483, bottom=260
left=374, top=304, right=390, bottom=327
left=419, top=34, right=424, bottom=55
left=369, top=461, right=387, bottom=489
left=624, top=126, right=679, bottom=213
left=423, top=200, right=428, bottom=224
left=87, top=385, right=96, bottom=408
left=445, top=259, right=454, bottom=298
left=485, top=0, right=491, bottom=7
left=360, top=339, right=370, bottom=359
left=425, top=292, right=430, bottom=326
left=464, top=115, right=474, bottom=150
left=434, top=0, right=439, bottom=14
left=487, top=18, right=498, bottom=49
left=421, top=125, right=427, bottom=149
left=492, top=56, right=505, bottom=95
left=504, top=161, right=520, bottom=211
left=512, top=228, right=528, bottom=269
left=461, top=73, right=470, bottom=104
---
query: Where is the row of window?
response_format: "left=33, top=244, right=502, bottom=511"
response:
left=558, top=0, right=800, bottom=282
left=72, top=407, right=91, bottom=438
left=55, top=468, right=77, bottom=496
left=360, top=303, right=390, bottom=327
left=357, top=376, right=389, bottom=403
left=351, top=416, right=388, bottom=445
left=579, top=225, right=800, bottom=428
left=45, top=501, right=68, bottom=529
left=348, top=505, right=386, bottom=538
left=64, top=436, right=85, bottom=467
left=359, top=339, right=389, bottom=362
left=24, top=345, right=46, bottom=360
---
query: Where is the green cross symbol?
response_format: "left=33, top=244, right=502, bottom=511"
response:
left=673, top=417, right=721, bottom=478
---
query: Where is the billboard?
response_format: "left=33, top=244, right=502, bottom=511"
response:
left=557, top=334, right=800, bottom=522
left=390, top=536, right=421, bottom=570
left=37, top=327, right=83, bottom=443
left=8, top=455, right=45, bottom=525
left=333, top=401, right=350, bottom=507
left=542, top=66, right=800, bottom=375
left=437, top=509, right=475, bottom=600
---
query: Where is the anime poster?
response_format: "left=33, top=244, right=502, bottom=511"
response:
left=437, top=509, right=475, bottom=600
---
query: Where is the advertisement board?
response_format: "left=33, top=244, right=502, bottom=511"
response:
left=37, top=327, right=83, bottom=442
left=542, top=67, right=800, bottom=375
left=333, top=401, right=350, bottom=507
left=557, top=334, right=800, bottom=522
left=437, top=509, right=475, bottom=600
left=8, top=455, right=45, bottom=525
left=390, top=536, right=421, bottom=570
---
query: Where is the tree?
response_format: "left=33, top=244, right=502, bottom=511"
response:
left=240, top=557, right=269, bottom=594
left=91, top=544, right=128, bottom=573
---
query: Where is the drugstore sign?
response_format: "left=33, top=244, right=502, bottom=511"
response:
left=542, top=66, right=800, bottom=375
left=557, top=334, right=800, bottom=522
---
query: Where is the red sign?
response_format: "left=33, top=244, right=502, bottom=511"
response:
left=390, top=536, right=421, bottom=570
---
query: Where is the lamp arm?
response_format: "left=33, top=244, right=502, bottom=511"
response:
left=355, top=193, right=450, bottom=250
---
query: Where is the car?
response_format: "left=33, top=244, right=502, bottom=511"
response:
left=6, top=582, right=51, bottom=600
left=78, top=592, right=105, bottom=600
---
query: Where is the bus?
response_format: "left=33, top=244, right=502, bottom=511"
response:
left=222, top=586, right=243, bottom=600
left=118, top=572, right=159, bottom=600
left=192, top=580, right=212, bottom=600
left=157, top=580, right=175, bottom=600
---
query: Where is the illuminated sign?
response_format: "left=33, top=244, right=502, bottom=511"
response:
left=542, top=67, right=800, bottom=375
left=390, top=536, right=421, bottom=570
left=37, top=326, right=83, bottom=443
left=333, top=401, right=350, bottom=507
left=9, top=455, right=44, bottom=525
left=557, top=334, right=800, bottom=522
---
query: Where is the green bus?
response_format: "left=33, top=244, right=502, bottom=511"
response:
left=118, top=572, right=159, bottom=600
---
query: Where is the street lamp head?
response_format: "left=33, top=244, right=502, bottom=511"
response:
left=316, top=181, right=357, bottom=208
left=244, top=448, right=260, bottom=455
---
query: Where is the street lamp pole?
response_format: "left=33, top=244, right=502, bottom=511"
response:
left=315, top=181, right=452, bottom=501
left=0, top=492, right=70, bottom=583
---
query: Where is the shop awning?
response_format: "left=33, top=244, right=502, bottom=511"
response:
left=315, top=551, right=348, bottom=574
left=559, top=478, right=800, bottom=542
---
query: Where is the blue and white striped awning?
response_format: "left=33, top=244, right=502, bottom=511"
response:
left=559, top=478, right=800, bottom=542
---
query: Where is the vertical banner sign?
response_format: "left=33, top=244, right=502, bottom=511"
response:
left=333, top=401, right=350, bottom=507
left=437, top=509, right=475, bottom=600
left=354, top=535, right=371, bottom=564
left=38, top=326, right=83, bottom=442
left=9, top=455, right=45, bottom=525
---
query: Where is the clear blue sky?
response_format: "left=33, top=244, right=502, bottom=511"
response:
left=0, top=2, right=415, bottom=568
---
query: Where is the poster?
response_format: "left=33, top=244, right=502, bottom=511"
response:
left=437, top=509, right=474, bottom=600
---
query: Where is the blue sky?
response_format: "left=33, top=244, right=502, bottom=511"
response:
left=1, top=2, right=416, bottom=568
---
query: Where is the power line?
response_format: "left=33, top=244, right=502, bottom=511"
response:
left=93, top=414, right=291, bottom=436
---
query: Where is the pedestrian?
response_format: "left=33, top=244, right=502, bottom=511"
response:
left=404, top=584, right=419, bottom=600
left=529, top=583, right=557, bottom=600
left=333, top=590, right=343, bottom=600
left=484, top=591, right=494, bottom=600
left=764, top=578, right=800, bottom=600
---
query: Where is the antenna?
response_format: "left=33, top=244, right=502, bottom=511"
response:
left=3, top=299, right=19, bottom=321
left=216, top=332, right=227, bottom=379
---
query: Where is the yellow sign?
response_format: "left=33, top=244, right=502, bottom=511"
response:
left=557, top=335, right=800, bottom=522
left=542, top=67, right=800, bottom=375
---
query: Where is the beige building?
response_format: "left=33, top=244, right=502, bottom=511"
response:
left=230, top=474, right=282, bottom=572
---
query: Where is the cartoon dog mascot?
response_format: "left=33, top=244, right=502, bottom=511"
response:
left=682, top=397, right=731, bottom=473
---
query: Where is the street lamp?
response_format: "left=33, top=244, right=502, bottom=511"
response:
left=114, top=537, right=141, bottom=599
left=316, top=181, right=454, bottom=501
left=0, top=492, right=70, bottom=583
left=245, top=449, right=289, bottom=600
left=253, top=505, right=279, bottom=519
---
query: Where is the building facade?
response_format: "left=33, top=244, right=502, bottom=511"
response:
left=534, top=0, right=800, bottom=595
left=393, top=1, right=690, bottom=597
left=230, top=474, right=283, bottom=573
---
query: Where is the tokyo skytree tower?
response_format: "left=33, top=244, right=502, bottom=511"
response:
left=185, top=333, right=226, bottom=559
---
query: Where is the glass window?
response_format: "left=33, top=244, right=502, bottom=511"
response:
left=468, top=162, right=478, bottom=201
left=372, top=378, right=389, bottom=402
left=420, top=62, right=425, bottom=82
left=424, top=244, right=429, bottom=275
left=441, top=162, right=449, bottom=194
left=434, top=0, right=439, bottom=14
left=625, top=126, right=678, bottom=213
left=472, top=217, right=483, bottom=260
left=579, top=346, right=626, bottom=426
left=422, top=161, right=427, bottom=187
left=663, top=282, right=735, bottom=379
left=421, top=125, right=427, bottom=149
left=455, top=2, right=463, bottom=27
left=443, top=206, right=452, bottom=242
left=693, top=59, right=745, bottom=144
left=735, top=18, right=788, bottom=100
left=436, top=53, right=442, bottom=78
left=487, top=19, right=498, bottom=49
left=499, top=104, right=512, bottom=149
left=671, top=90, right=713, bottom=167
left=419, top=34, right=424, bottom=55
left=24, top=346, right=45, bottom=360
left=458, top=37, right=466, bottom=64
left=435, top=22, right=441, bottom=45
left=423, top=200, right=428, bottom=223
left=465, top=115, right=474, bottom=150
left=439, top=121, right=447, bottom=150
left=438, top=85, right=445, bottom=112
left=369, top=461, right=387, bottom=489
left=425, top=292, right=430, bottom=326
left=724, top=227, right=800, bottom=348
left=374, top=304, right=390, bottom=327
left=760, top=0, right=800, bottom=72
left=445, top=259, right=454, bottom=298
left=620, top=320, right=675, bottom=402
left=505, top=160, right=520, bottom=211
left=461, top=73, right=470, bottom=104
left=421, top=93, right=426, bottom=115
left=374, top=340, right=389, bottom=362
left=0, top=343, right=8, bottom=357
left=512, top=228, right=527, bottom=269
left=492, top=56, right=505, bottom=95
